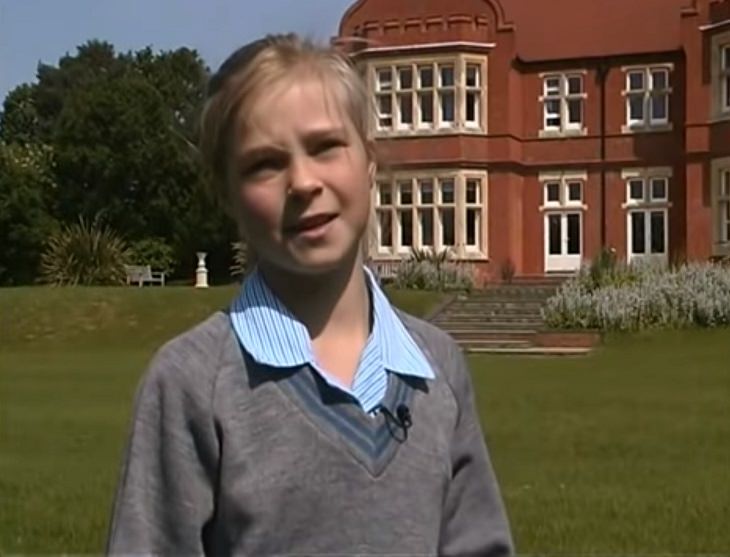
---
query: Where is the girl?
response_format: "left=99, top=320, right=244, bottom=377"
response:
left=106, top=34, right=513, bottom=556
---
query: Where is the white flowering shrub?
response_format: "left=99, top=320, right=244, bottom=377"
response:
left=544, top=262, right=730, bottom=331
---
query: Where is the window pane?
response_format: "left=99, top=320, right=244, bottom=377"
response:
left=378, top=211, right=392, bottom=248
left=378, top=183, right=392, bottom=206
left=398, top=94, right=413, bottom=125
left=440, top=91, right=455, bottom=123
left=567, top=75, right=582, bottom=95
left=631, top=212, right=646, bottom=254
left=651, top=69, right=668, bottom=90
left=466, top=92, right=479, bottom=123
left=419, top=66, right=434, bottom=88
left=419, top=92, right=434, bottom=124
left=400, top=210, right=413, bottom=247
left=651, top=94, right=668, bottom=121
left=441, top=208, right=455, bottom=246
left=419, top=179, right=434, bottom=204
left=546, top=182, right=560, bottom=203
left=420, top=209, right=434, bottom=247
left=567, top=99, right=582, bottom=125
left=398, top=67, right=413, bottom=89
left=466, top=209, right=480, bottom=247
left=378, top=95, right=392, bottom=128
left=651, top=178, right=667, bottom=200
left=567, top=213, right=581, bottom=255
left=629, top=179, right=644, bottom=201
left=725, top=76, right=730, bottom=109
left=650, top=211, right=666, bottom=254
left=548, top=214, right=562, bottom=255
left=722, top=171, right=730, bottom=197
left=724, top=46, right=730, bottom=70
left=544, top=77, right=560, bottom=96
left=466, top=179, right=480, bottom=204
left=466, top=64, right=480, bottom=87
left=568, top=181, right=582, bottom=202
left=439, top=65, right=454, bottom=87
left=545, top=99, right=561, bottom=127
left=398, top=181, right=413, bottom=204
left=628, top=71, right=644, bottom=91
left=440, top=180, right=455, bottom=203
left=377, top=68, right=392, bottom=91
left=629, top=95, right=645, bottom=121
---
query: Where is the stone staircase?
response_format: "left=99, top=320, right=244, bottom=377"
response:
left=429, top=276, right=588, bottom=355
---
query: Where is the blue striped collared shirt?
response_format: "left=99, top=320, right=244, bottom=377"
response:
left=229, top=266, right=435, bottom=414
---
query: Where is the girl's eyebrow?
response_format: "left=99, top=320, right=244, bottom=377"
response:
left=239, top=127, right=349, bottom=160
left=237, top=144, right=286, bottom=162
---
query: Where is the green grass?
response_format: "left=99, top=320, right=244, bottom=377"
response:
left=1, top=287, right=729, bottom=553
left=473, top=330, right=730, bottom=553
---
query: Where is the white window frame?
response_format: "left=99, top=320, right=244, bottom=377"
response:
left=623, top=66, right=672, bottom=130
left=722, top=45, right=730, bottom=113
left=464, top=63, right=482, bottom=129
left=370, top=55, right=486, bottom=135
left=711, top=158, right=730, bottom=256
left=539, top=172, right=586, bottom=272
left=720, top=169, right=730, bottom=244
left=540, top=73, right=586, bottom=136
left=621, top=168, right=673, bottom=263
left=624, top=176, right=670, bottom=207
left=371, top=171, right=488, bottom=260
left=541, top=177, right=586, bottom=209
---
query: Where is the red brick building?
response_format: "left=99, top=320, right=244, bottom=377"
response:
left=336, top=0, right=730, bottom=282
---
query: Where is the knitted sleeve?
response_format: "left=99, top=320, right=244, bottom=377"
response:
left=105, top=330, right=222, bottom=556
left=438, top=340, right=515, bottom=557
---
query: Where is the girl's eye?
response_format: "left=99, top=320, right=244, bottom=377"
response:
left=241, top=158, right=283, bottom=178
left=313, top=139, right=345, bottom=156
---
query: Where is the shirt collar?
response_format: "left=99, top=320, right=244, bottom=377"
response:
left=229, top=266, right=435, bottom=381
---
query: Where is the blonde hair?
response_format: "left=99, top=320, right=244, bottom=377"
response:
left=199, top=33, right=374, bottom=210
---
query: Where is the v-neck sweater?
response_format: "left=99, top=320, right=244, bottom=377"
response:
left=106, top=310, right=514, bottom=556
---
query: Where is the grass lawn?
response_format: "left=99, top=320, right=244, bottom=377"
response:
left=1, top=286, right=729, bottom=553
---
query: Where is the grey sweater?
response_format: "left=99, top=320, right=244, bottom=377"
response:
left=106, top=310, right=513, bottom=556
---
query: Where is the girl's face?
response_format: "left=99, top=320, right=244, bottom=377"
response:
left=228, top=75, right=374, bottom=277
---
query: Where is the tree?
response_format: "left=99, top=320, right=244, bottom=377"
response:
left=0, top=142, right=56, bottom=284
left=0, top=40, right=234, bottom=282
left=0, top=84, right=42, bottom=146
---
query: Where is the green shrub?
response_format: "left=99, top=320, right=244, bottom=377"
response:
left=128, top=237, right=176, bottom=274
left=394, top=260, right=474, bottom=292
left=40, top=217, right=131, bottom=286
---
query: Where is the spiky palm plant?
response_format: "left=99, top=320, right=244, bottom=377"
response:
left=40, top=217, right=132, bottom=286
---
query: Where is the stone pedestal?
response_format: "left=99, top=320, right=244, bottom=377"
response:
left=195, top=252, right=209, bottom=288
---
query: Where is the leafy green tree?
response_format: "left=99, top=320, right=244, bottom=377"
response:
left=0, top=40, right=235, bottom=282
left=0, top=142, right=57, bottom=284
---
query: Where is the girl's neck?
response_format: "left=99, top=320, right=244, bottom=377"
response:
left=258, top=251, right=370, bottom=341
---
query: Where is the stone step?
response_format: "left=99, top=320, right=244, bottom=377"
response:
left=457, top=339, right=535, bottom=350
left=444, top=328, right=537, bottom=336
left=466, top=293, right=557, bottom=302
left=463, top=346, right=593, bottom=356
left=439, top=309, right=544, bottom=318
left=433, top=315, right=544, bottom=329
left=448, top=301, right=545, bottom=309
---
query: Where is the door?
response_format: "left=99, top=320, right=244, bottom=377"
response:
left=627, top=209, right=668, bottom=265
left=545, top=212, right=582, bottom=272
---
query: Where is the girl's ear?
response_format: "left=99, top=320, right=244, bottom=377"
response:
left=366, top=140, right=377, bottom=187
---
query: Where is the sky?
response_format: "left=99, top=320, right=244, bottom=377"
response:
left=0, top=0, right=356, bottom=101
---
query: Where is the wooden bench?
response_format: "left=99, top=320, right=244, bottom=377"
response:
left=124, top=264, right=166, bottom=287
